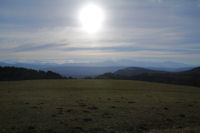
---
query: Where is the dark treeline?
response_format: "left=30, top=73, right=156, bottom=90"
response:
left=1, top=66, right=200, bottom=87
left=0, top=66, right=67, bottom=81
left=97, top=67, right=200, bottom=87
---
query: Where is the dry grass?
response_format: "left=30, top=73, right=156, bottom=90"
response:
left=0, top=79, right=200, bottom=133
left=149, top=127, right=200, bottom=133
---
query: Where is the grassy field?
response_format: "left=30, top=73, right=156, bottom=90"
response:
left=0, top=79, right=200, bottom=133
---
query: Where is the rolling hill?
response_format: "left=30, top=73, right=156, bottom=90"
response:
left=0, top=66, right=65, bottom=81
left=97, top=67, right=200, bottom=87
left=114, top=67, right=166, bottom=76
left=0, top=61, right=195, bottom=78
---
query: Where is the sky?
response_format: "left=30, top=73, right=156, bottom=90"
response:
left=0, top=0, right=200, bottom=65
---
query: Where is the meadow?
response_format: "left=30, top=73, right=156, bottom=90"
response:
left=0, top=79, right=200, bottom=133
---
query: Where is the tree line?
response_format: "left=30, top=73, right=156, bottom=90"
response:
left=0, top=66, right=67, bottom=81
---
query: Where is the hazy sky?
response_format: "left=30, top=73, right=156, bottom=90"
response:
left=0, top=0, right=200, bottom=65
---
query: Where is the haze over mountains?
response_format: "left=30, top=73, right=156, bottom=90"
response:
left=0, top=59, right=200, bottom=86
left=0, top=60, right=196, bottom=78
left=0, top=64, right=200, bottom=87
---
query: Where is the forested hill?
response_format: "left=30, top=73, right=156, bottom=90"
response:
left=0, top=66, right=64, bottom=81
left=97, top=67, right=200, bottom=87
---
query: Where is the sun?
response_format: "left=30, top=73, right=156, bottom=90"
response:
left=79, top=3, right=104, bottom=34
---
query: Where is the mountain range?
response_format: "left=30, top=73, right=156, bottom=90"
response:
left=0, top=60, right=196, bottom=78
left=0, top=62, right=199, bottom=86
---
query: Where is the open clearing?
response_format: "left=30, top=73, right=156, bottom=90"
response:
left=0, top=79, right=200, bottom=133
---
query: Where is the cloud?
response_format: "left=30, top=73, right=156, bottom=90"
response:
left=0, top=0, right=200, bottom=65
left=151, top=0, right=162, bottom=3
left=1, top=48, right=199, bottom=64
left=0, top=23, right=199, bottom=65
left=198, top=0, right=200, bottom=8
left=0, top=24, right=185, bottom=49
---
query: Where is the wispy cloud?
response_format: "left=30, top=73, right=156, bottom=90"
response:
left=0, top=0, right=200, bottom=65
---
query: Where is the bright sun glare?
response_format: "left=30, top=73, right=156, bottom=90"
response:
left=79, top=3, right=104, bottom=34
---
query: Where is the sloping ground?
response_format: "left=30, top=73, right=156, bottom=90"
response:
left=0, top=66, right=64, bottom=81
left=97, top=66, right=200, bottom=87
left=0, top=79, right=200, bottom=133
left=149, top=126, right=200, bottom=133
left=114, top=67, right=166, bottom=76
